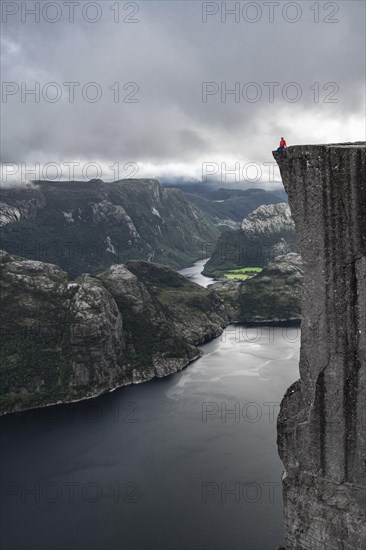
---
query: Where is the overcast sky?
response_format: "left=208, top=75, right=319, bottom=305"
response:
left=1, top=0, right=365, bottom=187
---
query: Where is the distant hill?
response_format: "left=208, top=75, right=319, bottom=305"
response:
left=203, top=203, right=298, bottom=276
left=161, top=183, right=287, bottom=233
left=0, top=179, right=220, bottom=276
left=160, top=177, right=286, bottom=198
left=0, top=180, right=289, bottom=275
left=211, top=252, right=303, bottom=325
left=183, top=187, right=286, bottom=226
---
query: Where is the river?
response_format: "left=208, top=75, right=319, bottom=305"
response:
left=0, top=261, right=300, bottom=550
left=178, top=258, right=215, bottom=287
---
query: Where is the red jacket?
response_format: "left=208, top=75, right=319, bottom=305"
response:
left=280, top=139, right=287, bottom=148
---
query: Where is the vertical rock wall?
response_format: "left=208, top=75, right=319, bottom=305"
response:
left=273, top=143, right=366, bottom=549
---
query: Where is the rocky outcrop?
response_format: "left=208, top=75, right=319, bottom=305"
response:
left=241, top=203, right=294, bottom=234
left=91, top=199, right=140, bottom=240
left=68, top=275, right=125, bottom=387
left=0, top=186, right=46, bottom=226
left=203, top=203, right=298, bottom=276
left=0, top=250, right=130, bottom=413
left=273, top=143, right=366, bottom=549
left=0, top=252, right=230, bottom=415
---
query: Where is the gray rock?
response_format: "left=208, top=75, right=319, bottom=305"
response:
left=241, top=202, right=294, bottom=234
left=0, top=186, right=45, bottom=226
left=273, top=142, right=366, bottom=550
left=69, top=275, right=125, bottom=387
left=0, top=254, right=230, bottom=415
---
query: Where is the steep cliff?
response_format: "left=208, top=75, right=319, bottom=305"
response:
left=0, top=252, right=229, bottom=415
left=273, top=143, right=366, bottom=549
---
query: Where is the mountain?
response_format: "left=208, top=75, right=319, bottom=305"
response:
left=0, top=250, right=230, bottom=415
left=0, top=245, right=305, bottom=416
left=211, top=253, right=303, bottom=324
left=183, top=188, right=285, bottom=228
left=165, top=186, right=286, bottom=228
left=203, top=203, right=298, bottom=276
left=0, top=179, right=220, bottom=276
left=237, top=252, right=302, bottom=323
left=160, top=178, right=286, bottom=199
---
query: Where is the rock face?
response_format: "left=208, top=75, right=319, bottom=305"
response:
left=0, top=250, right=129, bottom=413
left=0, top=252, right=230, bottom=415
left=240, top=203, right=294, bottom=234
left=0, top=186, right=46, bottom=226
left=203, top=202, right=298, bottom=276
left=273, top=143, right=366, bottom=549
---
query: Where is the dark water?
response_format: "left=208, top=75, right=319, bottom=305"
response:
left=0, top=324, right=300, bottom=550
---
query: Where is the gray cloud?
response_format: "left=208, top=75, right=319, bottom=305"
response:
left=1, top=0, right=365, bottom=185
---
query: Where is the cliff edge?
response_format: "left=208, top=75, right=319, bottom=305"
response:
left=273, top=143, right=366, bottom=549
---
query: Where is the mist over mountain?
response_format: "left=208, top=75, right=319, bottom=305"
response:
left=159, top=176, right=286, bottom=197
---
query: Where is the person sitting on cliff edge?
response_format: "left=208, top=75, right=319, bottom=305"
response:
left=277, top=137, right=287, bottom=152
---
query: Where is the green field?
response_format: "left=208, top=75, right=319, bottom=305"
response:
left=223, top=267, right=263, bottom=280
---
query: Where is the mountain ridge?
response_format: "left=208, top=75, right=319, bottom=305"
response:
left=0, top=178, right=220, bottom=275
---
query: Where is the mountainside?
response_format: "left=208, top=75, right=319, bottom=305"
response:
left=203, top=203, right=298, bottom=276
left=0, top=250, right=229, bottom=415
left=162, top=180, right=286, bottom=199
left=274, top=143, right=366, bottom=550
left=182, top=187, right=285, bottom=228
left=0, top=244, right=306, bottom=416
left=0, top=179, right=220, bottom=276
left=211, top=252, right=303, bottom=324
left=237, top=252, right=302, bottom=324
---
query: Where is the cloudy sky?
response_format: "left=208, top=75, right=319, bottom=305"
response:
left=1, top=0, right=365, bottom=187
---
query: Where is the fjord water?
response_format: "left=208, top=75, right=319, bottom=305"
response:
left=178, top=258, right=215, bottom=287
left=0, top=263, right=300, bottom=550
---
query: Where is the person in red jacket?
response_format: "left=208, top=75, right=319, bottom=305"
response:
left=277, top=137, right=287, bottom=152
